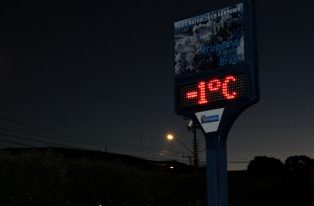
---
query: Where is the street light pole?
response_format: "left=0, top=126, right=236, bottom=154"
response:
left=166, top=125, right=199, bottom=167
left=188, top=120, right=199, bottom=167
left=174, top=137, right=194, bottom=154
left=192, top=125, right=199, bottom=167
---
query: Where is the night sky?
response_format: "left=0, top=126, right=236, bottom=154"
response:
left=0, top=0, right=313, bottom=170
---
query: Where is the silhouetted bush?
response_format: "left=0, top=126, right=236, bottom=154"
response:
left=0, top=150, right=313, bottom=206
left=0, top=150, right=66, bottom=206
left=285, top=155, right=312, bottom=176
left=247, top=156, right=284, bottom=176
left=284, top=155, right=312, bottom=205
left=0, top=150, right=206, bottom=206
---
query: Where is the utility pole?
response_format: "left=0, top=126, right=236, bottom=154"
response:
left=183, top=154, right=192, bottom=165
left=166, top=128, right=199, bottom=167
left=192, top=124, right=199, bottom=167
left=188, top=120, right=199, bottom=167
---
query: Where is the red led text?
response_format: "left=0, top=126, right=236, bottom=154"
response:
left=186, top=75, right=239, bottom=105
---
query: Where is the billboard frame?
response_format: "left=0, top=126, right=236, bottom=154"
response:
left=174, top=0, right=259, bottom=117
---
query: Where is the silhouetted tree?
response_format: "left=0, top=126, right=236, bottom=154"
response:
left=285, top=155, right=312, bottom=176
left=284, top=156, right=312, bottom=205
left=247, top=156, right=284, bottom=176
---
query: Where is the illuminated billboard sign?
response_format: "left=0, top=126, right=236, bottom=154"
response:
left=173, top=1, right=259, bottom=205
left=174, top=1, right=259, bottom=115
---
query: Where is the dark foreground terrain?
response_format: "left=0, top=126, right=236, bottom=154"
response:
left=0, top=148, right=313, bottom=206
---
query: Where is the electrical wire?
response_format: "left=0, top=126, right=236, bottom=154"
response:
left=1, top=114, right=314, bottom=163
left=0, top=137, right=33, bottom=147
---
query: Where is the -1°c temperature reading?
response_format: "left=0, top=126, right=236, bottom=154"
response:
left=180, top=74, right=245, bottom=108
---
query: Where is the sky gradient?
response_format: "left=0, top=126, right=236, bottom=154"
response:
left=0, top=0, right=313, bottom=170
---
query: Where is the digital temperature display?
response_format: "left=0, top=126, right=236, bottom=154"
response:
left=179, top=74, right=245, bottom=108
left=174, top=1, right=259, bottom=116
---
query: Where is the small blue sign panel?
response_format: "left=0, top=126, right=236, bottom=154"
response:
left=201, top=114, right=220, bottom=123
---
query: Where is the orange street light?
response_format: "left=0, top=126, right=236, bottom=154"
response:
left=166, top=133, right=174, bottom=141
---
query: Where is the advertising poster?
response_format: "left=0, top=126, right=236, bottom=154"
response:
left=174, top=3, right=245, bottom=77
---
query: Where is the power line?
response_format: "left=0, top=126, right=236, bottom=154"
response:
left=0, top=115, right=105, bottom=144
left=0, top=125, right=170, bottom=158
left=228, top=161, right=249, bottom=164
left=0, top=138, right=33, bottom=147
left=0, top=125, right=97, bottom=147
left=234, top=124, right=314, bottom=130
left=2, top=114, right=314, bottom=162
left=0, top=131, right=73, bottom=148
left=0, top=116, right=165, bottom=153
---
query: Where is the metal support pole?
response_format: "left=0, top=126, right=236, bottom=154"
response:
left=193, top=126, right=199, bottom=167
left=205, top=135, right=228, bottom=206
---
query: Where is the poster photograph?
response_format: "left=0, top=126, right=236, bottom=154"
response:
left=174, top=3, right=245, bottom=77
